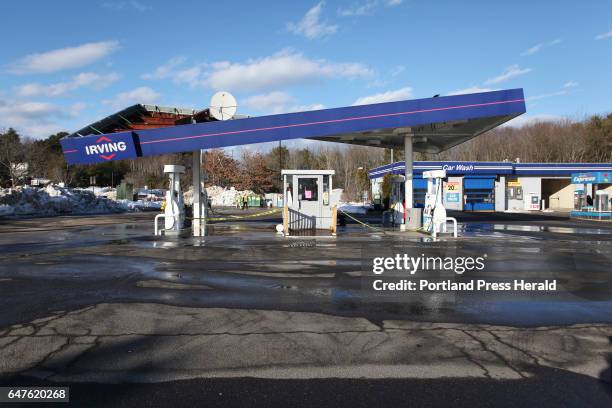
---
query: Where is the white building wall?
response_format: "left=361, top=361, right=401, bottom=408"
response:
left=495, top=176, right=506, bottom=212
left=507, top=177, right=542, bottom=211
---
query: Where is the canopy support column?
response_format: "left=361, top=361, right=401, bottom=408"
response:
left=404, top=134, right=414, bottom=210
left=397, top=130, right=422, bottom=231
left=192, top=150, right=206, bottom=237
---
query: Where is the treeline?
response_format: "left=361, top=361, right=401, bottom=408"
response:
left=0, top=128, right=378, bottom=199
left=119, top=144, right=379, bottom=198
left=428, top=114, right=612, bottom=163
left=1, top=114, right=610, bottom=200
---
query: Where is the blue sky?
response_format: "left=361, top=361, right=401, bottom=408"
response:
left=1, top=0, right=611, bottom=139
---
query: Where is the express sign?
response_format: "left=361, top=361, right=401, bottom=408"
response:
left=61, top=132, right=139, bottom=165
left=571, top=172, right=611, bottom=184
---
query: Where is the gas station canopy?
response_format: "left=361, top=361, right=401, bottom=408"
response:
left=61, top=88, right=526, bottom=165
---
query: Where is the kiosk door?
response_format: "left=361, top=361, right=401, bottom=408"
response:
left=295, top=175, right=322, bottom=222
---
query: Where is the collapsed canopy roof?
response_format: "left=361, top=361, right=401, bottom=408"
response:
left=61, top=88, right=525, bottom=165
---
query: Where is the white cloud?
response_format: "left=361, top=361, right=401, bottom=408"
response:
left=1, top=101, right=62, bottom=119
left=103, top=86, right=161, bottom=110
left=484, top=64, right=531, bottom=85
left=521, top=38, right=561, bottom=56
left=390, top=65, right=406, bottom=76
left=243, top=91, right=294, bottom=114
left=0, top=99, right=70, bottom=138
left=174, top=64, right=209, bottom=86
left=69, top=102, right=88, bottom=117
left=338, top=1, right=378, bottom=16
left=447, top=87, right=497, bottom=96
left=503, top=114, right=565, bottom=128
left=367, top=65, right=405, bottom=87
left=526, top=90, right=567, bottom=101
left=102, top=1, right=151, bottom=11
left=522, top=43, right=543, bottom=56
left=339, top=0, right=403, bottom=16
left=8, top=41, right=120, bottom=74
left=141, top=56, right=186, bottom=80
left=595, top=29, right=612, bottom=40
left=367, top=79, right=388, bottom=88
left=243, top=91, right=324, bottom=114
left=205, top=50, right=372, bottom=92
left=291, top=103, right=326, bottom=112
left=142, top=50, right=373, bottom=92
left=563, top=80, right=578, bottom=88
left=353, top=86, right=412, bottom=105
left=287, top=2, right=338, bottom=39
left=14, top=72, right=120, bottom=97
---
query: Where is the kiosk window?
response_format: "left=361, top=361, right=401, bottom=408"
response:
left=298, top=178, right=318, bottom=201
left=322, top=175, right=329, bottom=205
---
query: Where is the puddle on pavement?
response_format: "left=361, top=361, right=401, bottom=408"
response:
left=2, top=215, right=612, bottom=327
left=464, top=223, right=612, bottom=236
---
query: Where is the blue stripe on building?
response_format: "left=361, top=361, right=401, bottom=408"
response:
left=369, top=162, right=612, bottom=179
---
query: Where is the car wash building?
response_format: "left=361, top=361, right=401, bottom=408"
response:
left=369, top=161, right=612, bottom=212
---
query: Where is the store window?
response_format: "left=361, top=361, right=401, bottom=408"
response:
left=298, top=178, right=318, bottom=201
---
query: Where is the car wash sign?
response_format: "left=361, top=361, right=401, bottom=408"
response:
left=60, top=132, right=139, bottom=165
left=571, top=172, right=611, bottom=184
left=436, top=162, right=513, bottom=175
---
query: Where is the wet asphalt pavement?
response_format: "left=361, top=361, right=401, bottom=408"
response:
left=0, top=209, right=611, bottom=407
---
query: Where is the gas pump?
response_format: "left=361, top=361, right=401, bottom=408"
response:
left=390, top=175, right=405, bottom=225
left=154, top=165, right=186, bottom=236
left=422, top=170, right=457, bottom=238
left=595, top=190, right=610, bottom=212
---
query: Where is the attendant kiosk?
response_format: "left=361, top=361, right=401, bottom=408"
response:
left=282, top=170, right=337, bottom=233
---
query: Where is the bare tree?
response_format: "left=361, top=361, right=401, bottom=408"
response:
left=0, top=128, right=25, bottom=187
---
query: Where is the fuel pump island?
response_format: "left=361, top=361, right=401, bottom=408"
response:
left=60, top=89, right=527, bottom=238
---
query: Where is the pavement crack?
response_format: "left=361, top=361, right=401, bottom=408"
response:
left=36, top=337, right=70, bottom=370
left=0, top=336, right=22, bottom=351
left=487, top=330, right=541, bottom=366
left=458, top=329, right=527, bottom=379
left=456, top=346, right=492, bottom=379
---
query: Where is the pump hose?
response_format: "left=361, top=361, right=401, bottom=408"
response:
left=336, top=208, right=387, bottom=234
left=189, top=207, right=386, bottom=233
left=186, top=208, right=282, bottom=222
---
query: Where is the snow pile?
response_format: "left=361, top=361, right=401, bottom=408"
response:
left=184, top=185, right=256, bottom=207
left=207, top=186, right=256, bottom=207
left=338, top=202, right=373, bottom=215
left=0, top=185, right=126, bottom=217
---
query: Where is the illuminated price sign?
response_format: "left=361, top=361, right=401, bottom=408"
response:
left=446, top=181, right=460, bottom=191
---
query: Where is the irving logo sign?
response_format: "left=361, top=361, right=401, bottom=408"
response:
left=61, top=131, right=137, bottom=165
left=85, top=136, right=128, bottom=161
